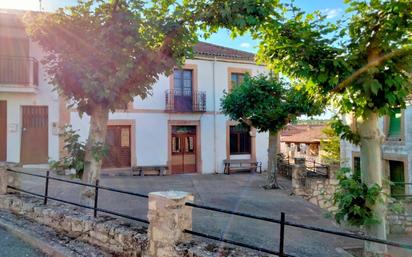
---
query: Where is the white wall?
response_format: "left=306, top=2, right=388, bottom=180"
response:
left=0, top=38, right=60, bottom=163
left=70, top=58, right=269, bottom=174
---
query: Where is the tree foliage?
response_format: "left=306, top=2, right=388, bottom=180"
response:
left=320, top=123, right=340, bottom=165
left=24, top=0, right=280, bottom=115
left=332, top=168, right=384, bottom=227
left=252, top=0, right=412, bottom=130
left=221, top=74, right=322, bottom=132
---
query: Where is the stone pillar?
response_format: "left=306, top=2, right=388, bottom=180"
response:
left=0, top=163, right=8, bottom=194
left=0, top=162, right=21, bottom=195
left=292, top=158, right=306, bottom=195
left=147, top=191, right=193, bottom=257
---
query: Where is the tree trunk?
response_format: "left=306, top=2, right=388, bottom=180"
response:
left=357, top=112, right=387, bottom=256
left=81, top=106, right=109, bottom=206
left=263, top=130, right=280, bottom=189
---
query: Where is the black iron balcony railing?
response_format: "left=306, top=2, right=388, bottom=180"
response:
left=165, top=89, right=206, bottom=112
left=0, top=56, right=39, bottom=86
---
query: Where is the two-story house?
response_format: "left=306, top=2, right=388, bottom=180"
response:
left=0, top=9, right=269, bottom=174
left=340, top=101, right=412, bottom=196
left=0, top=10, right=61, bottom=166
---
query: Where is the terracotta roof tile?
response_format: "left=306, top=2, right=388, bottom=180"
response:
left=194, top=42, right=255, bottom=61
left=280, top=125, right=327, bottom=144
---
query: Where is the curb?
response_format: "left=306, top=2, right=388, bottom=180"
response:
left=0, top=216, right=74, bottom=257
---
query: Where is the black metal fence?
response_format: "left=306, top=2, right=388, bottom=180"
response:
left=391, top=181, right=412, bottom=199
left=6, top=168, right=149, bottom=224
left=5, top=168, right=412, bottom=257
left=165, top=89, right=206, bottom=112
left=185, top=202, right=412, bottom=257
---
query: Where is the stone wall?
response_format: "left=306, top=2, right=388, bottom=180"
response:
left=0, top=194, right=275, bottom=257
left=387, top=203, right=412, bottom=234
left=0, top=194, right=148, bottom=257
left=291, top=158, right=338, bottom=212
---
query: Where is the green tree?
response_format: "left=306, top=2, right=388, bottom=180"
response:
left=320, top=122, right=340, bottom=165
left=221, top=74, right=322, bottom=189
left=249, top=0, right=412, bottom=254
left=23, top=0, right=279, bottom=204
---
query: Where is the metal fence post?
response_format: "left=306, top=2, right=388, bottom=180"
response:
left=279, top=212, right=285, bottom=257
left=94, top=179, right=99, bottom=218
left=44, top=170, right=49, bottom=205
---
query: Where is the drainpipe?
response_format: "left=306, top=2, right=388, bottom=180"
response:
left=213, top=57, right=218, bottom=173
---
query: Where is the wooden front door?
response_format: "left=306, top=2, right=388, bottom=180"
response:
left=102, top=125, right=131, bottom=168
left=171, top=126, right=196, bottom=174
left=0, top=101, right=6, bottom=161
left=21, top=106, right=48, bottom=164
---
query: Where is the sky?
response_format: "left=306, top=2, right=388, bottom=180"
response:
left=0, top=0, right=347, bottom=53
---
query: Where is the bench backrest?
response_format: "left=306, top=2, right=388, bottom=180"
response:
left=224, top=159, right=255, bottom=164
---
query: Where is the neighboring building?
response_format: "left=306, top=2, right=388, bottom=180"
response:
left=0, top=10, right=61, bottom=166
left=0, top=10, right=269, bottom=174
left=280, top=124, right=326, bottom=162
left=340, top=102, right=412, bottom=196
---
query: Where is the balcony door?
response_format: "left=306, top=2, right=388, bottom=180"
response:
left=0, top=101, right=6, bottom=161
left=171, top=126, right=196, bottom=174
left=20, top=106, right=48, bottom=164
left=0, top=37, right=30, bottom=85
left=173, top=69, right=193, bottom=112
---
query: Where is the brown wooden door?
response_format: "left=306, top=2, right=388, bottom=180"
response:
left=21, top=106, right=48, bottom=164
left=0, top=101, right=6, bottom=161
left=171, top=126, right=196, bottom=174
left=102, top=125, right=131, bottom=168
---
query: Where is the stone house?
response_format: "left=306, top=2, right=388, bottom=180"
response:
left=340, top=100, right=412, bottom=197
left=0, top=9, right=269, bottom=174
left=280, top=124, right=326, bottom=162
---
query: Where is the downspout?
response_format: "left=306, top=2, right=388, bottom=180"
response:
left=213, top=56, right=218, bottom=173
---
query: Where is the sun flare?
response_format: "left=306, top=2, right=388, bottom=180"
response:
left=0, top=0, right=41, bottom=11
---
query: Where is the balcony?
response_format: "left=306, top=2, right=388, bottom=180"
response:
left=165, top=89, right=206, bottom=112
left=0, top=56, right=39, bottom=93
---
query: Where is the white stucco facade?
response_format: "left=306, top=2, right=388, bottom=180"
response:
left=70, top=58, right=269, bottom=174
left=1, top=10, right=269, bottom=173
left=0, top=12, right=60, bottom=165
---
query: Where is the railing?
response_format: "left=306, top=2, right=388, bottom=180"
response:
left=305, top=159, right=329, bottom=178
left=390, top=182, right=412, bottom=199
left=0, top=56, right=39, bottom=86
left=6, top=168, right=149, bottom=224
left=185, top=202, right=412, bottom=257
left=6, top=168, right=412, bottom=256
left=165, top=89, right=206, bottom=112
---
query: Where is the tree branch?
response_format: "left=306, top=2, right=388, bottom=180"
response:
left=331, top=46, right=412, bottom=93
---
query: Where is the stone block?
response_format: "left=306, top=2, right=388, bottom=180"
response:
left=148, top=191, right=193, bottom=257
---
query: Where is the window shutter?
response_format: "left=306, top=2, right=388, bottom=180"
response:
left=388, top=109, right=401, bottom=137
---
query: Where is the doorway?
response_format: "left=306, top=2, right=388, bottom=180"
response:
left=171, top=126, right=197, bottom=174
left=20, top=106, right=48, bottom=164
left=102, top=125, right=131, bottom=168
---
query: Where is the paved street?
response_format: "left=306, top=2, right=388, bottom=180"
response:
left=0, top=226, right=47, bottom=257
left=17, top=170, right=363, bottom=257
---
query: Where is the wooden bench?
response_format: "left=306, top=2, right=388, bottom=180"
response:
left=223, top=159, right=262, bottom=175
left=132, top=165, right=168, bottom=176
